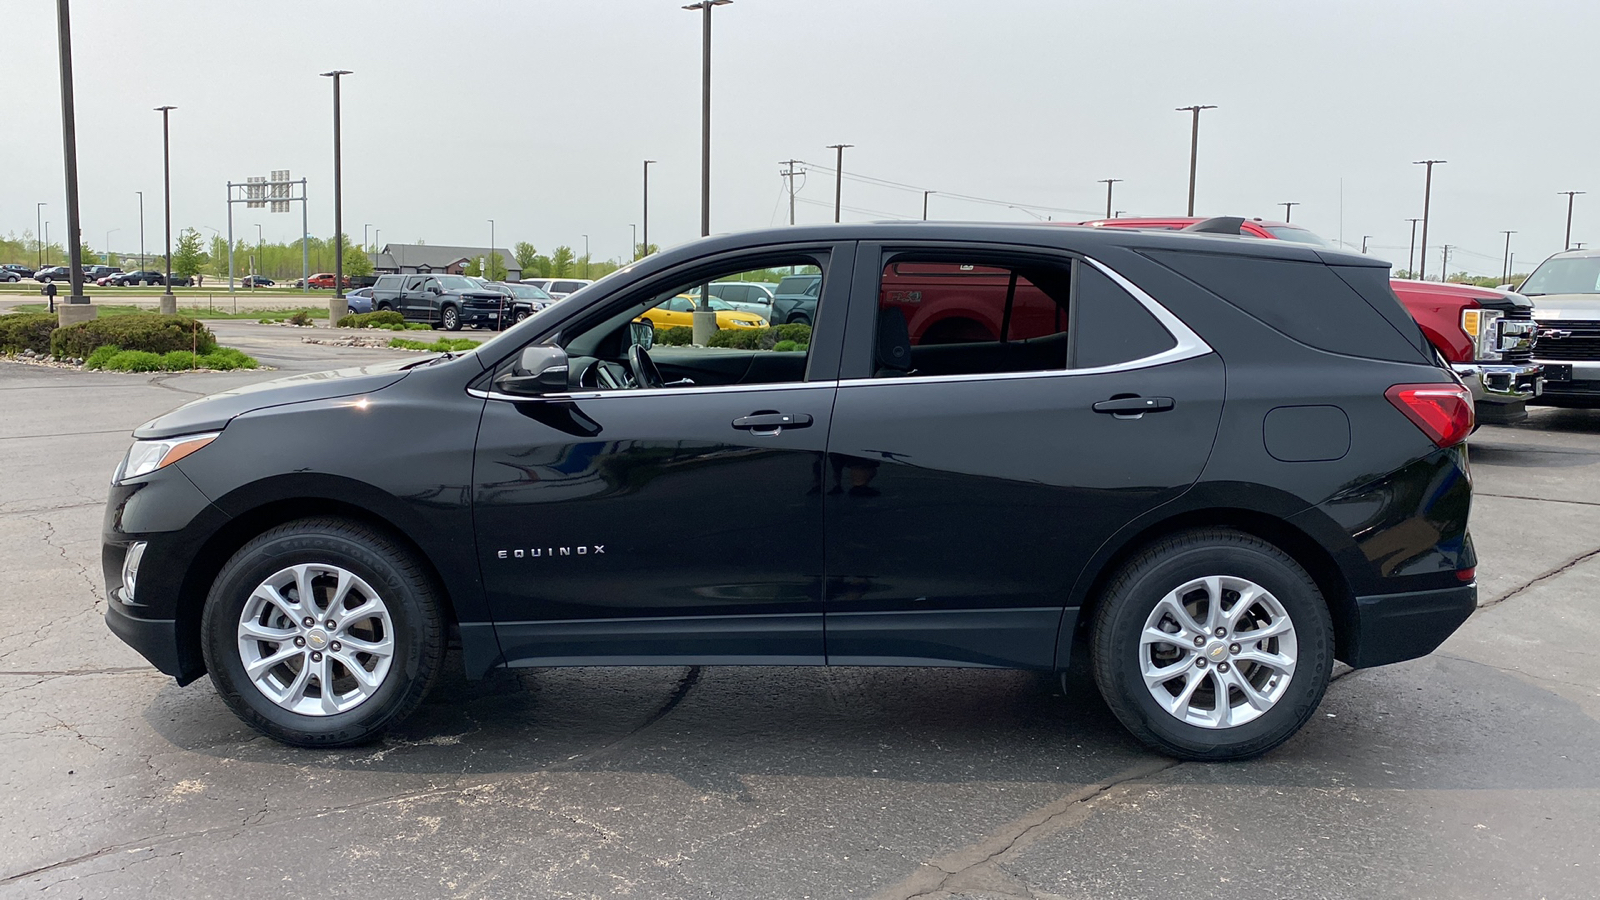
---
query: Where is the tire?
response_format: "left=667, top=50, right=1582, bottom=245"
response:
left=1090, top=528, right=1333, bottom=761
left=513, top=308, right=529, bottom=323
left=200, top=517, right=446, bottom=748
left=787, top=313, right=811, bottom=327
left=440, top=305, right=461, bottom=331
left=376, top=303, right=392, bottom=313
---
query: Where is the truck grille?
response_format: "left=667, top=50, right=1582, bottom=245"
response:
left=1502, top=307, right=1534, bottom=364
left=1531, top=317, right=1600, bottom=362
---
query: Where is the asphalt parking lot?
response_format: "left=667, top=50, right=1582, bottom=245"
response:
left=2, top=322, right=1597, bottom=899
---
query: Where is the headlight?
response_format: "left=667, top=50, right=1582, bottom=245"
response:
left=119, top=432, right=220, bottom=482
left=1461, top=308, right=1505, bottom=361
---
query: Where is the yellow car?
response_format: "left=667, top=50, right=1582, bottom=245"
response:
left=638, top=295, right=768, bottom=330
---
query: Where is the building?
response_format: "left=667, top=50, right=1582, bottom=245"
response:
left=372, top=243, right=522, bottom=281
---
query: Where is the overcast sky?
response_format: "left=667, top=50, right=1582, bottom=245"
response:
left=2, top=0, right=1593, bottom=276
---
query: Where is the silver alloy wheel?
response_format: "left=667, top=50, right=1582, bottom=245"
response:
left=1139, top=575, right=1298, bottom=729
left=442, top=307, right=459, bottom=329
left=236, top=563, right=396, bottom=716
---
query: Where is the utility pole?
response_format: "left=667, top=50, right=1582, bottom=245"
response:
left=630, top=224, right=637, bottom=261
left=155, top=104, right=176, bottom=312
left=1500, top=230, right=1516, bottom=284
left=1441, top=244, right=1453, bottom=281
left=1413, top=160, right=1445, bottom=280
left=136, top=192, right=145, bottom=268
left=1361, top=235, right=1372, bottom=253
left=489, top=219, right=495, bottom=279
left=923, top=190, right=935, bottom=221
left=35, top=203, right=45, bottom=270
left=55, top=0, right=90, bottom=315
left=321, top=69, right=352, bottom=319
left=1098, top=179, right=1122, bottom=219
left=1176, top=105, right=1216, bottom=216
left=1559, top=190, right=1585, bottom=250
left=827, top=143, right=852, bottom=222
left=1280, top=201, right=1299, bottom=223
left=1405, top=217, right=1421, bottom=278
left=582, top=233, right=589, bottom=278
left=780, top=159, right=802, bottom=225
left=642, top=159, right=655, bottom=257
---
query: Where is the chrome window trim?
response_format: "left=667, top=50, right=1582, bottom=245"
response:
left=470, top=379, right=833, bottom=404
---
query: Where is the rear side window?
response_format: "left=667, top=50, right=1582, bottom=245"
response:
left=1143, top=250, right=1429, bottom=363
left=1074, top=265, right=1178, bottom=369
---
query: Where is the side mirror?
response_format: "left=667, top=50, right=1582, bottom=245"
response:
left=630, top=320, right=655, bottom=350
left=494, top=345, right=570, bottom=396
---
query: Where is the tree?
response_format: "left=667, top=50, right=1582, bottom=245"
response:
left=462, top=252, right=508, bottom=281
left=208, top=235, right=229, bottom=276
left=635, top=242, right=661, bottom=259
left=172, top=228, right=206, bottom=278
left=514, top=241, right=539, bottom=272
left=530, top=254, right=553, bottom=278
left=339, top=233, right=373, bottom=278
left=550, top=245, right=575, bottom=277
left=79, top=242, right=100, bottom=265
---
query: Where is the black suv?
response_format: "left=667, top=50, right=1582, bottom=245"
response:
left=369, top=273, right=507, bottom=330
left=102, top=223, right=1477, bottom=760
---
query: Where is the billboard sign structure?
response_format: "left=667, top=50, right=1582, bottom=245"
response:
left=227, top=171, right=309, bottom=293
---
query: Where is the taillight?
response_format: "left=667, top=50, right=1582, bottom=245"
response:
left=1386, top=383, right=1474, bottom=448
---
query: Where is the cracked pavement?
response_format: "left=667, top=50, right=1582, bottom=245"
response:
left=2, top=322, right=1598, bottom=899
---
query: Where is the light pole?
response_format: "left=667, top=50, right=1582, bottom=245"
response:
left=373, top=228, right=380, bottom=270
left=1176, top=105, right=1216, bottom=216
left=1559, top=191, right=1585, bottom=251
left=1501, top=230, right=1517, bottom=284
left=827, top=143, right=853, bottom=222
left=582, top=233, right=589, bottom=278
left=255, top=223, right=264, bottom=281
left=44, top=222, right=50, bottom=265
left=923, top=190, right=935, bottom=221
left=642, top=159, right=656, bottom=258
left=1280, top=201, right=1299, bottom=223
left=55, top=0, right=89, bottom=311
left=106, top=227, right=119, bottom=264
left=363, top=223, right=371, bottom=263
left=684, top=0, right=730, bottom=239
left=36, top=203, right=46, bottom=269
left=321, top=69, right=352, bottom=318
left=1405, top=217, right=1421, bottom=278
left=1098, top=179, right=1122, bottom=218
left=1414, top=160, right=1445, bottom=280
left=631, top=223, right=638, bottom=260
left=488, top=219, right=495, bottom=278
left=1441, top=244, right=1453, bottom=281
left=1360, top=234, right=1371, bottom=253
left=155, top=104, right=176, bottom=309
left=136, top=192, right=144, bottom=268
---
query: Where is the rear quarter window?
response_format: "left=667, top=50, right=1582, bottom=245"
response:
left=1142, top=250, right=1430, bottom=364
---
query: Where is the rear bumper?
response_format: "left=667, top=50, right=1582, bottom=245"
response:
left=1343, top=583, right=1476, bottom=668
left=1451, top=361, right=1542, bottom=404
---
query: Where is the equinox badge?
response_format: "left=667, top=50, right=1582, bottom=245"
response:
left=497, top=546, right=606, bottom=559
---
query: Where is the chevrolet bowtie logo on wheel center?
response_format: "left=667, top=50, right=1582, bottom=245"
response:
left=306, top=630, right=329, bottom=650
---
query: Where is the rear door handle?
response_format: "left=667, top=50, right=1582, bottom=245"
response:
left=1092, top=396, right=1174, bottom=416
left=733, top=412, right=813, bottom=432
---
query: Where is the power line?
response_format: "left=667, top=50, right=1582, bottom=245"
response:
left=794, top=160, right=1100, bottom=217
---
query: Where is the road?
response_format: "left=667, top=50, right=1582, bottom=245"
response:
left=1, top=323, right=1596, bottom=899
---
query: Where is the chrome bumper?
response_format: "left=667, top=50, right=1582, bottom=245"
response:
left=1451, top=361, right=1543, bottom=404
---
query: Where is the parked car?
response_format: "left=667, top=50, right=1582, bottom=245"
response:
left=344, top=287, right=373, bottom=315
left=104, top=222, right=1477, bottom=759
left=368, top=273, right=506, bottom=330
left=113, top=270, right=167, bottom=286
left=33, top=266, right=72, bottom=283
left=305, top=273, right=348, bottom=290
left=706, top=281, right=778, bottom=316
left=770, top=273, right=822, bottom=325
left=1080, top=216, right=1542, bottom=423
left=168, top=274, right=194, bottom=288
left=242, top=275, right=275, bottom=288
left=85, top=265, right=122, bottom=282
left=520, top=277, right=594, bottom=298
left=483, top=281, right=557, bottom=324
left=1516, top=248, right=1600, bottom=407
left=1, top=264, right=35, bottom=280
left=637, top=294, right=768, bottom=331
left=0, top=268, right=22, bottom=283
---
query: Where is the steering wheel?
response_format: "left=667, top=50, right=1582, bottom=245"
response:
left=627, top=343, right=665, bottom=390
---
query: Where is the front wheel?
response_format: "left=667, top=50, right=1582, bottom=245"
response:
left=440, top=305, right=461, bottom=331
left=1090, top=528, right=1333, bottom=761
left=200, top=517, right=446, bottom=747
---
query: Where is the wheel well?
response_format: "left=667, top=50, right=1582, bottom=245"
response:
left=1074, top=508, right=1357, bottom=660
left=172, top=499, right=458, bottom=681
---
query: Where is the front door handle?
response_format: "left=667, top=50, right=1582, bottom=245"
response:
left=1092, top=396, right=1175, bottom=415
left=733, top=412, right=813, bottom=432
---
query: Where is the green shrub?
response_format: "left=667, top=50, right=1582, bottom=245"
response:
left=773, top=340, right=805, bottom=353
left=287, top=311, right=314, bottom=327
left=707, top=328, right=767, bottom=350
left=388, top=337, right=478, bottom=352
left=160, top=350, right=198, bottom=371
left=658, top=326, right=694, bottom=346
left=776, top=322, right=812, bottom=344
left=196, top=347, right=258, bottom=370
left=83, top=345, right=121, bottom=370
left=405, top=322, right=431, bottom=330
left=257, top=316, right=278, bottom=324
left=103, top=350, right=164, bottom=372
left=52, top=314, right=217, bottom=360
left=336, top=310, right=405, bottom=328
left=0, top=313, right=58, bottom=355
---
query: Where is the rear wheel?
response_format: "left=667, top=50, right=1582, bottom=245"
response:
left=1090, top=529, right=1333, bottom=761
left=786, top=313, right=811, bottom=327
left=201, top=518, right=445, bottom=747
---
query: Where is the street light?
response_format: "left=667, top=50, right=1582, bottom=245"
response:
left=1500, top=231, right=1517, bottom=284
left=1176, top=105, right=1216, bottom=216
left=155, top=104, right=176, bottom=307
left=683, top=0, right=731, bottom=239
left=827, top=143, right=853, bottom=222
left=488, top=219, right=495, bottom=278
left=36, top=203, right=46, bottom=269
left=136, top=192, right=144, bottom=268
left=642, top=159, right=656, bottom=260
left=582, top=233, right=590, bottom=278
left=1413, top=160, right=1446, bottom=280
left=255, top=223, right=264, bottom=281
left=1360, top=234, right=1371, bottom=254
left=106, top=227, right=119, bottom=264
left=631, top=223, right=638, bottom=260
left=1559, top=191, right=1585, bottom=251
left=1280, top=201, right=1299, bottom=223
left=923, top=190, right=935, bottom=221
left=1097, top=179, right=1122, bottom=219
left=1405, top=217, right=1422, bottom=278
left=56, top=0, right=89, bottom=307
left=320, top=69, right=352, bottom=314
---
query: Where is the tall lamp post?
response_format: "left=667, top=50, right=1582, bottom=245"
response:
left=54, top=0, right=91, bottom=317
left=1280, top=201, right=1299, bottom=223
left=1413, top=159, right=1445, bottom=280
left=488, top=219, right=495, bottom=278
left=155, top=104, right=176, bottom=313
left=36, top=203, right=46, bottom=270
left=631, top=224, right=638, bottom=261
left=1500, top=231, right=1517, bottom=284
left=684, top=0, right=730, bottom=344
left=136, top=192, right=145, bottom=268
left=321, top=69, right=352, bottom=321
left=827, top=143, right=852, bottom=222
left=1176, top=104, right=1216, bottom=217
left=642, top=159, right=656, bottom=258
left=1405, top=217, right=1421, bottom=278
left=1098, top=179, right=1122, bottom=219
left=106, top=228, right=119, bottom=264
left=1559, top=191, right=1585, bottom=251
left=582, top=234, right=590, bottom=278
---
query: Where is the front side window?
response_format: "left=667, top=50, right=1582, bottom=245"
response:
left=402, top=275, right=426, bottom=292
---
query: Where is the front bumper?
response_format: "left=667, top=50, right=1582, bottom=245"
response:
left=105, top=600, right=189, bottom=681
left=1530, top=358, right=1600, bottom=406
left=1451, top=361, right=1543, bottom=404
left=1343, top=583, right=1476, bottom=668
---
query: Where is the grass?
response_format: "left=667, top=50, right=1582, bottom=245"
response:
left=388, top=337, right=480, bottom=352
left=16, top=303, right=327, bottom=320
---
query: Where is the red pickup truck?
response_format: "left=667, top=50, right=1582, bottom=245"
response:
left=1076, top=216, right=1542, bottom=423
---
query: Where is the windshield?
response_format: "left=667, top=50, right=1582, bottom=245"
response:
left=1519, top=256, right=1600, bottom=295
left=1263, top=226, right=1331, bottom=247
left=434, top=275, right=480, bottom=291
left=506, top=284, right=552, bottom=299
